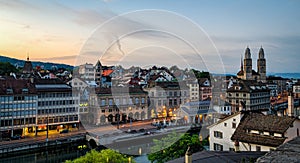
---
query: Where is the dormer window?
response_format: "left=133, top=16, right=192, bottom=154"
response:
left=22, top=88, right=29, bottom=94
left=234, top=86, right=240, bottom=90
left=6, top=88, right=13, bottom=94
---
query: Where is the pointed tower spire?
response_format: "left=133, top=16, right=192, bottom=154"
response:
left=259, top=46, right=264, bottom=59
left=27, top=52, right=29, bottom=61
left=241, top=54, right=243, bottom=71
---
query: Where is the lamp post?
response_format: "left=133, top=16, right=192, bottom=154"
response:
left=46, top=109, right=49, bottom=143
left=117, top=108, right=120, bottom=129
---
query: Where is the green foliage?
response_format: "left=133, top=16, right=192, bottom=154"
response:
left=65, top=149, right=135, bottom=163
left=191, top=69, right=210, bottom=79
left=0, top=62, right=18, bottom=75
left=148, top=132, right=202, bottom=163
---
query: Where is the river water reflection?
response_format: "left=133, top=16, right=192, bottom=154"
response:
left=0, top=140, right=150, bottom=163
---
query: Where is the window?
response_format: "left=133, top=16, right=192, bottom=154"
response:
left=135, top=98, right=139, bottom=104
left=115, top=99, right=120, bottom=105
left=141, top=98, right=145, bottom=104
left=232, top=123, right=236, bottom=129
left=123, top=98, right=127, bottom=105
left=214, top=131, right=223, bottom=138
left=229, top=148, right=235, bottom=151
left=256, top=146, right=261, bottom=152
left=169, top=92, right=173, bottom=97
left=158, top=100, right=161, bottom=106
left=224, top=123, right=227, bottom=127
left=109, top=99, right=113, bottom=105
left=129, top=98, right=133, bottom=105
left=101, top=100, right=106, bottom=106
left=213, top=143, right=223, bottom=151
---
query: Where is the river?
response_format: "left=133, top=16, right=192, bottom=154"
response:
left=0, top=140, right=150, bottom=163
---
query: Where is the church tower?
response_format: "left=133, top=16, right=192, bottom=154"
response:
left=95, top=60, right=102, bottom=87
left=243, top=47, right=252, bottom=80
left=257, top=46, right=266, bottom=82
left=22, top=53, right=33, bottom=74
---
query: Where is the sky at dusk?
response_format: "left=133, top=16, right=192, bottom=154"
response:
left=0, top=0, right=300, bottom=74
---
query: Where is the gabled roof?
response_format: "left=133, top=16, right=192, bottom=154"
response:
left=102, top=69, right=114, bottom=77
left=227, top=80, right=269, bottom=93
left=256, top=137, right=300, bottom=163
left=231, top=112, right=296, bottom=147
left=237, top=70, right=244, bottom=76
left=0, top=78, right=36, bottom=95
left=95, top=87, right=148, bottom=95
left=207, top=112, right=241, bottom=129
left=198, top=78, right=210, bottom=87
left=252, top=70, right=260, bottom=76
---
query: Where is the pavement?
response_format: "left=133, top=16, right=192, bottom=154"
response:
left=0, top=127, right=86, bottom=146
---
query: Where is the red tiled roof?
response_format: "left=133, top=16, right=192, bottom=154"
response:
left=102, top=69, right=114, bottom=77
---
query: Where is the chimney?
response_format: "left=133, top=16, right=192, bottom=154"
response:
left=287, top=92, right=294, bottom=117
left=234, top=140, right=240, bottom=152
left=185, top=146, right=192, bottom=163
left=30, top=77, right=34, bottom=84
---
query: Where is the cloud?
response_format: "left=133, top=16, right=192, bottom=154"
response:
left=0, top=0, right=40, bottom=11
left=32, top=55, right=78, bottom=61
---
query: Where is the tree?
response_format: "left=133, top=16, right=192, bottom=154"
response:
left=191, top=69, right=210, bottom=79
left=65, top=149, right=135, bottom=163
left=147, top=132, right=202, bottom=163
left=0, top=62, right=18, bottom=76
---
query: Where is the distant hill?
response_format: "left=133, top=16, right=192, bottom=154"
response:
left=0, top=55, right=74, bottom=70
left=268, top=73, right=300, bottom=79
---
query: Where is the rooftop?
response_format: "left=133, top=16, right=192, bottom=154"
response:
left=167, top=151, right=265, bottom=163
left=231, top=112, right=296, bottom=147
left=256, top=136, right=300, bottom=163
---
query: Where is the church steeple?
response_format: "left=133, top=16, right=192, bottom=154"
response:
left=245, top=46, right=251, bottom=59
left=241, top=54, right=243, bottom=71
left=259, top=46, right=265, bottom=59
left=244, top=46, right=252, bottom=80
left=23, top=53, right=33, bottom=74
left=95, top=60, right=103, bottom=87
left=257, top=46, right=266, bottom=82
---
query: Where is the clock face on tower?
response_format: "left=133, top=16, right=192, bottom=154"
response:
left=247, top=67, right=251, bottom=72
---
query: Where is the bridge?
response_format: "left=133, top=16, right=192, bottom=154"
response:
left=85, top=124, right=192, bottom=155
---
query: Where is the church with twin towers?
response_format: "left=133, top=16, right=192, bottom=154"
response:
left=237, top=46, right=267, bottom=83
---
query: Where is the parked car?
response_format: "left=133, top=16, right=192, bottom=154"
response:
left=144, top=131, right=155, bottom=135
left=1, top=137, right=11, bottom=141
left=60, top=129, right=69, bottom=134
left=11, top=135, right=24, bottom=140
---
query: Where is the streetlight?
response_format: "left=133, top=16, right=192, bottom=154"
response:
left=46, top=109, right=49, bottom=143
left=117, top=108, right=120, bottom=129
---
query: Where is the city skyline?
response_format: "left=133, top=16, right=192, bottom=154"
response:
left=0, top=0, right=300, bottom=74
